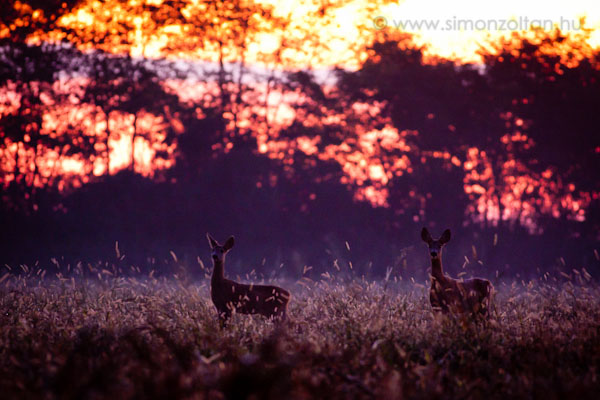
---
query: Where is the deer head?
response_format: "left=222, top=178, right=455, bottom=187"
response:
left=206, top=233, right=234, bottom=264
left=421, top=227, right=451, bottom=260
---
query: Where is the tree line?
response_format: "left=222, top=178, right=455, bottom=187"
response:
left=1, top=1, right=599, bottom=279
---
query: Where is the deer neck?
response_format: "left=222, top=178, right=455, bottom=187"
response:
left=211, top=258, right=225, bottom=283
left=430, top=255, right=446, bottom=282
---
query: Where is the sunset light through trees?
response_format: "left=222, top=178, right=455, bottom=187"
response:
left=1, top=0, right=599, bottom=270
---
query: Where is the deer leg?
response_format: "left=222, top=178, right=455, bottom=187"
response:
left=218, top=310, right=231, bottom=328
left=274, top=308, right=288, bottom=323
left=480, top=294, right=491, bottom=316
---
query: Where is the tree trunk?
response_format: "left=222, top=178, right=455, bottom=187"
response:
left=233, top=28, right=247, bottom=137
left=105, top=111, right=111, bottom=175
left=131, top=112, right=138, bottom=172
left=218, top=40, right=228, bottom=114
left=13, top=142, right=20, bottom=184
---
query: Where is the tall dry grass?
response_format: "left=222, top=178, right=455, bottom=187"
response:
left=0, top=262, right=599, bottom=399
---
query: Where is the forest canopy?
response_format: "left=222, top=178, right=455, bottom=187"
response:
left=1, top=0, right=599, bottom=277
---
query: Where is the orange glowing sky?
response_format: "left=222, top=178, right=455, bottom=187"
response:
left=377, top=0, right=600, bottom=62
left=51, top=0, right=600, bottom=67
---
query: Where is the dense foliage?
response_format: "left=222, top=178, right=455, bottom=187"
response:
left=1, top=1, right=599, bottom=276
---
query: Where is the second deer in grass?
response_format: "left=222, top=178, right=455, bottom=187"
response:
left=207, top=233, right=291, bottom=326
left=421, top=228, right=493, bottom=316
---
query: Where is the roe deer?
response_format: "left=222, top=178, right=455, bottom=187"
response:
left=421, top=228, right=493, bottom=316
left=206, top=233, right=291, bottom=325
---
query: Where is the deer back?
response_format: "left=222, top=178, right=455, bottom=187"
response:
left=212, top=279, right=290, bottom=318
left=460, top=278, right=493, bottom=314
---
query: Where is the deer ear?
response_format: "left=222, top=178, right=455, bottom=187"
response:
left=440, top=229, right=451, bottom=244
left=206, top=233, right=218, bottom=249
left=421, top=227, right=433, bottom=244
left=223, top=236, right=235, bottom=251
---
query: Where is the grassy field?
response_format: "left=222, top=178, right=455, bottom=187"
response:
left=1, top=265, right=599, bottom=399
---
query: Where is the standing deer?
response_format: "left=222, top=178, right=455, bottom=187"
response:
left=421, top=228, right=493, bottom=316
left=207, top=233, right=291, bottom=326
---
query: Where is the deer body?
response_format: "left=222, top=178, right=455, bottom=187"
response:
left=422, top=228, right=492, bottom=316
left=207, top=234, right=290, bottom=325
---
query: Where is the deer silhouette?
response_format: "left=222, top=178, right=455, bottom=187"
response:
left=207, top=233, right=291, bottom=326
left=421, top=228, right=493, bottom=316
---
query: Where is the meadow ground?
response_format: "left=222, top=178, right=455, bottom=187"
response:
left=1, top=264, right=599, bottom=399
